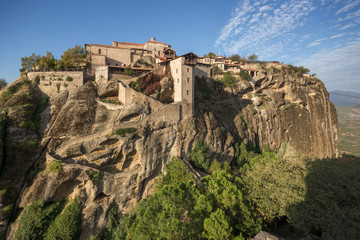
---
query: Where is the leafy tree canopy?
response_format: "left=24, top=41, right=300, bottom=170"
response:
left=0, top=78, right=7, bottom=90
left=189, top=139, right=212, bottom=171
left=230, top=54, right=241, bottom=61
left=248, top=54, right=258, bottom=62
left=223, top=72, right=237, bottom=88
left=61, top=45, right=87, bottom=69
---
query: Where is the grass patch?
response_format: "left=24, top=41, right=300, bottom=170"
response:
left=3, top=203, right=13, bottom=212
left=86, top=169, right=104, bottom=184
left=114, top=127, right=136, bottom=137
left=100, top=98, right=121, bottom=105
left=0, top=79, right=31, bottom=105
left=47, top=160, right=62, bottom=172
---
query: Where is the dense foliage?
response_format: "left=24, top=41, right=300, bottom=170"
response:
left=0, top=79, right=7, bottom=90
left=288, top=64, right=310, bottom=74
left=20, top=45, right=88, bottom=72
left=129, top=73, right=161, bottom=95
left=239, top=70, right=252, bottom=81
left=222, top=72, right=237, bottom=88
left=189, top=139, right=212, bottom=171
left=44, top=198, right=82, bottom=240
left=248, top=54, right=258, bottom=62
left=15, top=199, right=66, bottom=240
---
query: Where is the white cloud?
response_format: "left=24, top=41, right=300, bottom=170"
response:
left=330, top=33, right=345, bottom=39
left=215, top=0, right=315, bottom=56
left=307, top=41, right=321, bottom=47
left=341, top=23, right=356, bottom=29
left=259, top=5, right=272, bottom=12
left=298, top=40, right=360, bottom=92
left=336, top=0, right=360, bottom=15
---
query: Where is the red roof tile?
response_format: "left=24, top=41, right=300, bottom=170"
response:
left=118, top=42, right=144, bottom=46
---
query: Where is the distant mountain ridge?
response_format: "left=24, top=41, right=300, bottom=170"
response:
left=330, top=90, right=360, bottom=106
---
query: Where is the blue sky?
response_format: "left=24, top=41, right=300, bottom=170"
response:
left=1, top=0, right=360, bottom=92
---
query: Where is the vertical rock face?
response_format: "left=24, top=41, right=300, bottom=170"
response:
left=232, top=67, right=339, bottom=159
left=3, top=65, right=338, bottom=238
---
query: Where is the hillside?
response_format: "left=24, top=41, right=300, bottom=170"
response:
left=336, top=104, right=360, bottom=156
left=0, top=63, right=343, bottom=239
left=330, top=90, right=360, bottom=106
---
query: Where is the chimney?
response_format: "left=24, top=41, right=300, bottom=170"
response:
left=151, top=37, right=156, bottom=41
left=112, top=41, right=118, bottom=47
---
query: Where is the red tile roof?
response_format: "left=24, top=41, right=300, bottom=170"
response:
left=146, top=40, right=166, bottom=44
left=118, top=42, right=144, bottom=46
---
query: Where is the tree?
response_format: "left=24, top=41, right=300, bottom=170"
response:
left=239, top=70, right=252, bottom=81
left=0, top=79, right=7, bottom=90
left=44, top=198, right=82, bottom=240
left=155, top=157, right=194, bottom=191
left=21, top=53, right=40, bottom=71
left=211, top=65, right=223, bottom=77
left=230, top=54, right=241, bottom=61
left=223, top=72, right=237, bottom=88
left=129, top=182, right=203, bottom=239
left=248, top=54, right=258, bottom=62
left=38, top=51, right=56, bottom=70
left=189, top=139, right=212, bottom=171
left=207, top=52, right=216, bottom=58
left=197, top=170, right=262, bottom=238
left=203, top=209, right=233, bottom=240
left=241, top=152, right=307, bottom=224
left=61, top=45, right=87, bottom=69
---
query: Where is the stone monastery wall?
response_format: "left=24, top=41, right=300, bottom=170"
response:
left=28, top=71, right=84, bottom=97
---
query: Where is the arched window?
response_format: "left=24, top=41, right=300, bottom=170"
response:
left=98, top=49, right=101, bottom=54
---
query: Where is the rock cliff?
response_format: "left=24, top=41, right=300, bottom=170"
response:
left=1, top=64, right=338, bottom=239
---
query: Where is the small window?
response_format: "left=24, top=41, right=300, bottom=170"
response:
left=177, top=79, right=179, bottom=83
left=115, top=63, right=118, bottom=66
left=187, top=68, right=190, bottom=72
left=98, top=49, right=101, bottom=54
left=107, top=63, right=110, bottom=65
left=158, top=51, right=160, bottom=55
left=186, top=90, right=190, bottom=95
left=187, top=78, right=190, bottom=83
left=176, top=69, right=178, bottom=74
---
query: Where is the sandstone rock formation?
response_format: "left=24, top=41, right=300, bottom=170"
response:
left=2, top=64, right=338, bottom=239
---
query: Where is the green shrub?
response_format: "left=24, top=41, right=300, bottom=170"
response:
left=56, top=83, right=61, bottom=93
left=223, top=72, right=237, bottom=88
left=155, top=157, right=194, bottom=191
left=44, top=198, right=82, bottom=240
left=288, top=64, right=310, bottom=74
left=189, top=139, right=211, bottom=171
left=129, top=78, right=143, bottom=92
left=41, top=75, right=45, bottom=80
left=19, top=121, right=36, bottom=130
left=34, top=75, right=40, bottom=85
left=66, top=76, right=73, bottom=82
left=124, top=67, right=134, bottom=76
left=239, top=70, right=252, bottom=80
left=14, top=199, right=65, bottom=240
left=86, top=169, right=104, bottom=184
left=211, top=65, right=223, bottom=77
left=114, top=127, right=136, bottom=137
left=63, top=83, right=68, bottom=87
left=0, top=79, right=31, bottom=104
left=47, top=160, right=62, bottom=172
left=3, top=203, right=13, bottom=212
